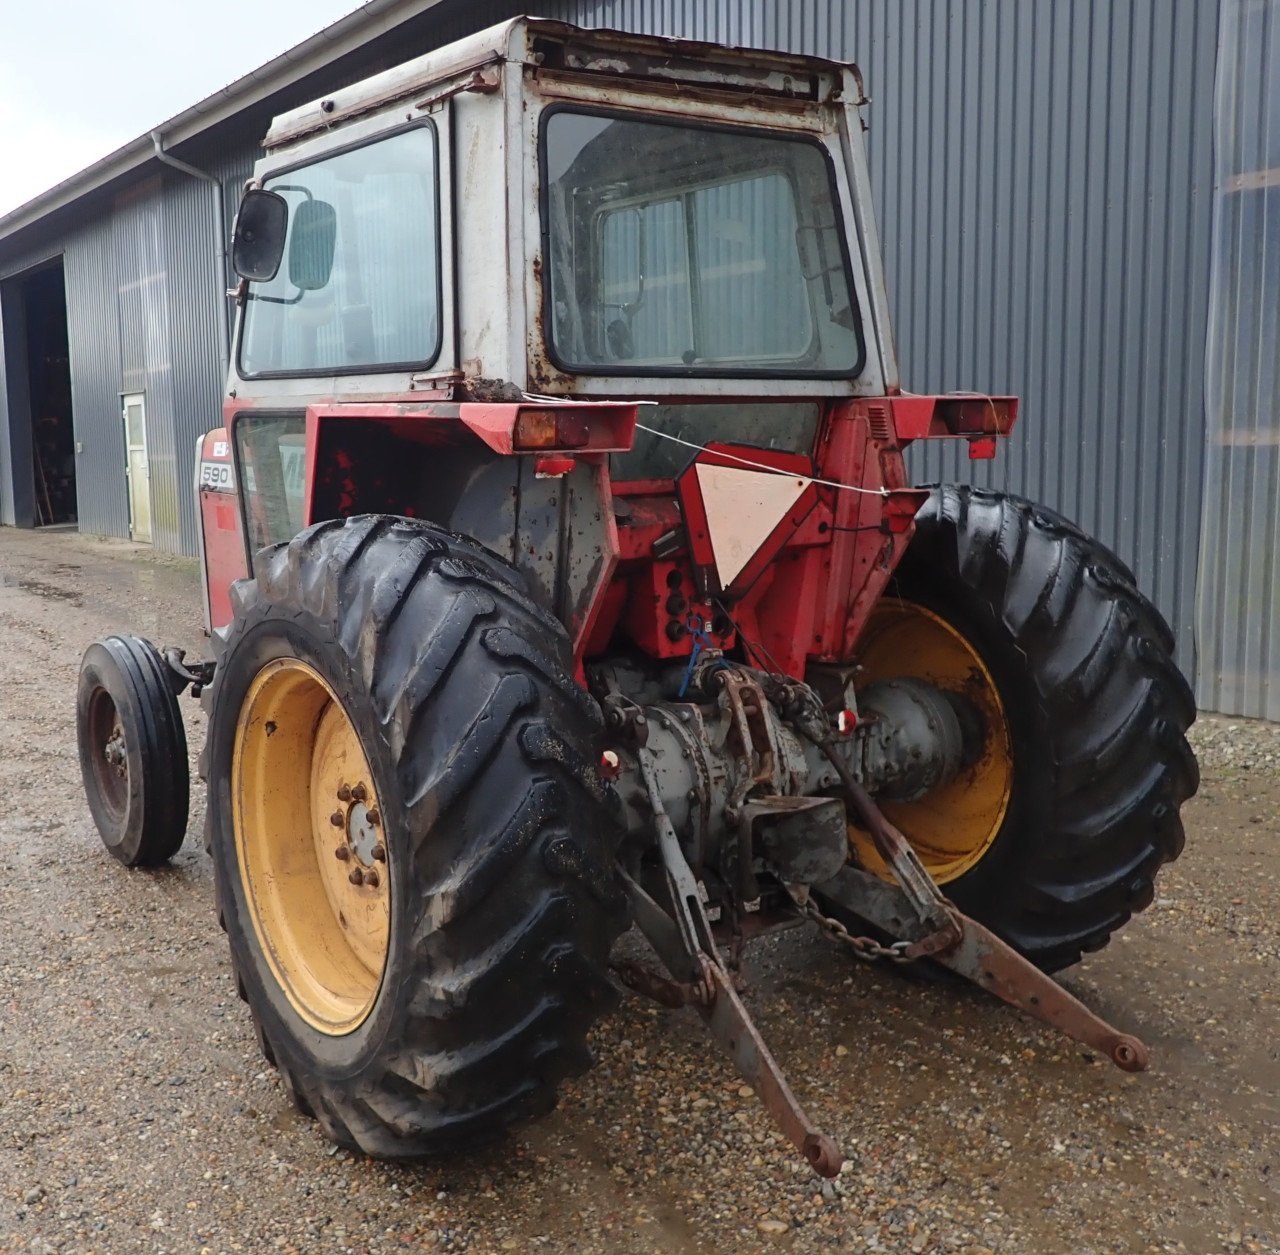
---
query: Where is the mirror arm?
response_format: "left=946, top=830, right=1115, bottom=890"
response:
left=247, top=289, right=307, bottom=307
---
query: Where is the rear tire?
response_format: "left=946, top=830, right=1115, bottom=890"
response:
left=76, top=635, right=189, bottom=866
left=823, top=486, right=1198, bottom=973
left=206, top=515, right=626, bottom=1157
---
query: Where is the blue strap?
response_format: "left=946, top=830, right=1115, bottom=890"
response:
left=677, top=614, right=717, bottom=697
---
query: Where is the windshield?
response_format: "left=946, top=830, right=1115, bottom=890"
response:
left=542, top=109, right=862, bottom=378
left=238, top=126, right=440, bottom=377
left=234, top=412, right=307, bottom=561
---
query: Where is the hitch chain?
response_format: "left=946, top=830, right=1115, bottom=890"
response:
left=788, top=887, right=914, bottom=963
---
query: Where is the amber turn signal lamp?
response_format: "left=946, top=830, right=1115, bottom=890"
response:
left=514, top=409, right=590, bottom=450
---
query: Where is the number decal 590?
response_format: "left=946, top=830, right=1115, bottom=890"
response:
left=200, top=461, right=234, bottom=492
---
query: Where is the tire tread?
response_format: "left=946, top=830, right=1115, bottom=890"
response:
left=882, top=486, right=1197, bottom=972
left=208, top=514, right=625, bottom=1157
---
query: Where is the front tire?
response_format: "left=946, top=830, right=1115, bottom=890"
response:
left=828, top=486, right=1198, bottom=973
left=76, top=635, right=189, bottom=866
left=206, top=515, right=626, bottom=1157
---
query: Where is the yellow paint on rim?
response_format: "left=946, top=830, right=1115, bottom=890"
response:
left=232, top=658, right=390, bottom=1035
left=851, top=600, right=1013, bottom=884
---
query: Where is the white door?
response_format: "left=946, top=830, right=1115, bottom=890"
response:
left=122, top=393, right=151, bottom=544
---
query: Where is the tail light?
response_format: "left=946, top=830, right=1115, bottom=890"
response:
left=513, top=408, right=590, bottom=450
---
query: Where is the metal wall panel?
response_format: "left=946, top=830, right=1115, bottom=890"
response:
left=114, top=178, right=175, bottom=545
left=1196, top=0, right=1280, bottom=718
left=870, top=0, right=1217, bottom=680
left=160, top=169, right=230, bottom=557
left=64, top=215, right=131, bottom=542
left=0, top=277, right=32, bottom=526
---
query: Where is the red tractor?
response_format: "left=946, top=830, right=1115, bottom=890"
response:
left=76, top=20, right=1196, bottom=1177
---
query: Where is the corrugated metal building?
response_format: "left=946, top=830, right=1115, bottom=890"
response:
left=0, top=0, right=1269, bottom=715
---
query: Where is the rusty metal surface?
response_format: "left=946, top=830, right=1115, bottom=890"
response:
left=711, top=906, right=805, bottom=950
left=938, top=910, right=1150, bottom=1073
left=625, top=735, right=845, bottom=1180
left=745, top=795, right=848, bottom=886
left=718, top=669, right=782, bottom=809
left=813, top=745, right=1150, bottom=1071
left=529, top=19, right=853, bottom=98
left=611, top=959, right=708, bottom=1009
left=700, top=961, right=843, bottom=1179
left=814, top=866, right=1150, bottom=1073
left=817, top=737, right=954, bottom=932
left=613, top=922, right=844, bottom=1179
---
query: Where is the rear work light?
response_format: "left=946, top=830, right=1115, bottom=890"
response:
left=513, top=408, right=591, bottom=450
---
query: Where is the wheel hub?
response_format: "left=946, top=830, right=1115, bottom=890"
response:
left=330, top=788, right=385, bottom=884
left=85, top=689, right=130, bottom=821
left=854, top=677, right=974, bottom=802
left=345, top=799, right=383, bottom=867
left=103, top=719, right=127, bottom=777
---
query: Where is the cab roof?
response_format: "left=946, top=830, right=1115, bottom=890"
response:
left=264, top=16, right=860, bottom=151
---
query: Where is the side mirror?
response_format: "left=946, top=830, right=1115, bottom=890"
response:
left=231, top=189, right=288, bottom=283
left=288, top=199, right=337, bottom=291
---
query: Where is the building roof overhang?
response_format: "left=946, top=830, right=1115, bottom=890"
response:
left=0, top=0, right=451, bottom=249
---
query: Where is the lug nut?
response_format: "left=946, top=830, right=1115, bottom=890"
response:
left=337, top=784, right=352, bottom=802
left=329, top=811, right=344, bottom=828
left=366, top=808, right=380, bottom=827
left=371, top=843, right=386, bottom=863
left=334, top=846, right=350, bottom=861
left=363, top=870, right=380, bottom=889
left=348, top=868, right=363, bottom=886
left=351, top=783, right=367, bottom=802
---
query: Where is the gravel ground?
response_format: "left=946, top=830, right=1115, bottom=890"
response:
left=0, top=526, right=1276, bottom=1255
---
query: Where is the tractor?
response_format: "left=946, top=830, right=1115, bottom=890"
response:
left=75, top=19, right=1197, bottom=1178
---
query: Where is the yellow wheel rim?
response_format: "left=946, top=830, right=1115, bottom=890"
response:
left=851, top=600, right=1013, bottom=884
left=232, top=658, right=390, bottom=1035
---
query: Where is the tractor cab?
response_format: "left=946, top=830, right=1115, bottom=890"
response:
left=230, top=18, right=886, bottom=399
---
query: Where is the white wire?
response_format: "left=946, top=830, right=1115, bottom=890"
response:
left=632, top=422, right=890, bottom=496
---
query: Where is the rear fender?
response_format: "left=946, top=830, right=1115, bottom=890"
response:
left=298, top=401, right=633, bottom=662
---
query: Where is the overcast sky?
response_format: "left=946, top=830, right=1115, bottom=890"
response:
left=0, top=0, right=366, bottom=216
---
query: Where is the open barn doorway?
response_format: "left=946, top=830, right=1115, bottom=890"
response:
left=21, top=260, right=77, bottom=527
left=1, top=258, right=77, bottom=528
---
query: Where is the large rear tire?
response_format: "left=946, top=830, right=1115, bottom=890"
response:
left=206, top=515, right=626, bottom=1157
left=824, top=486, right=1198, bottom=973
